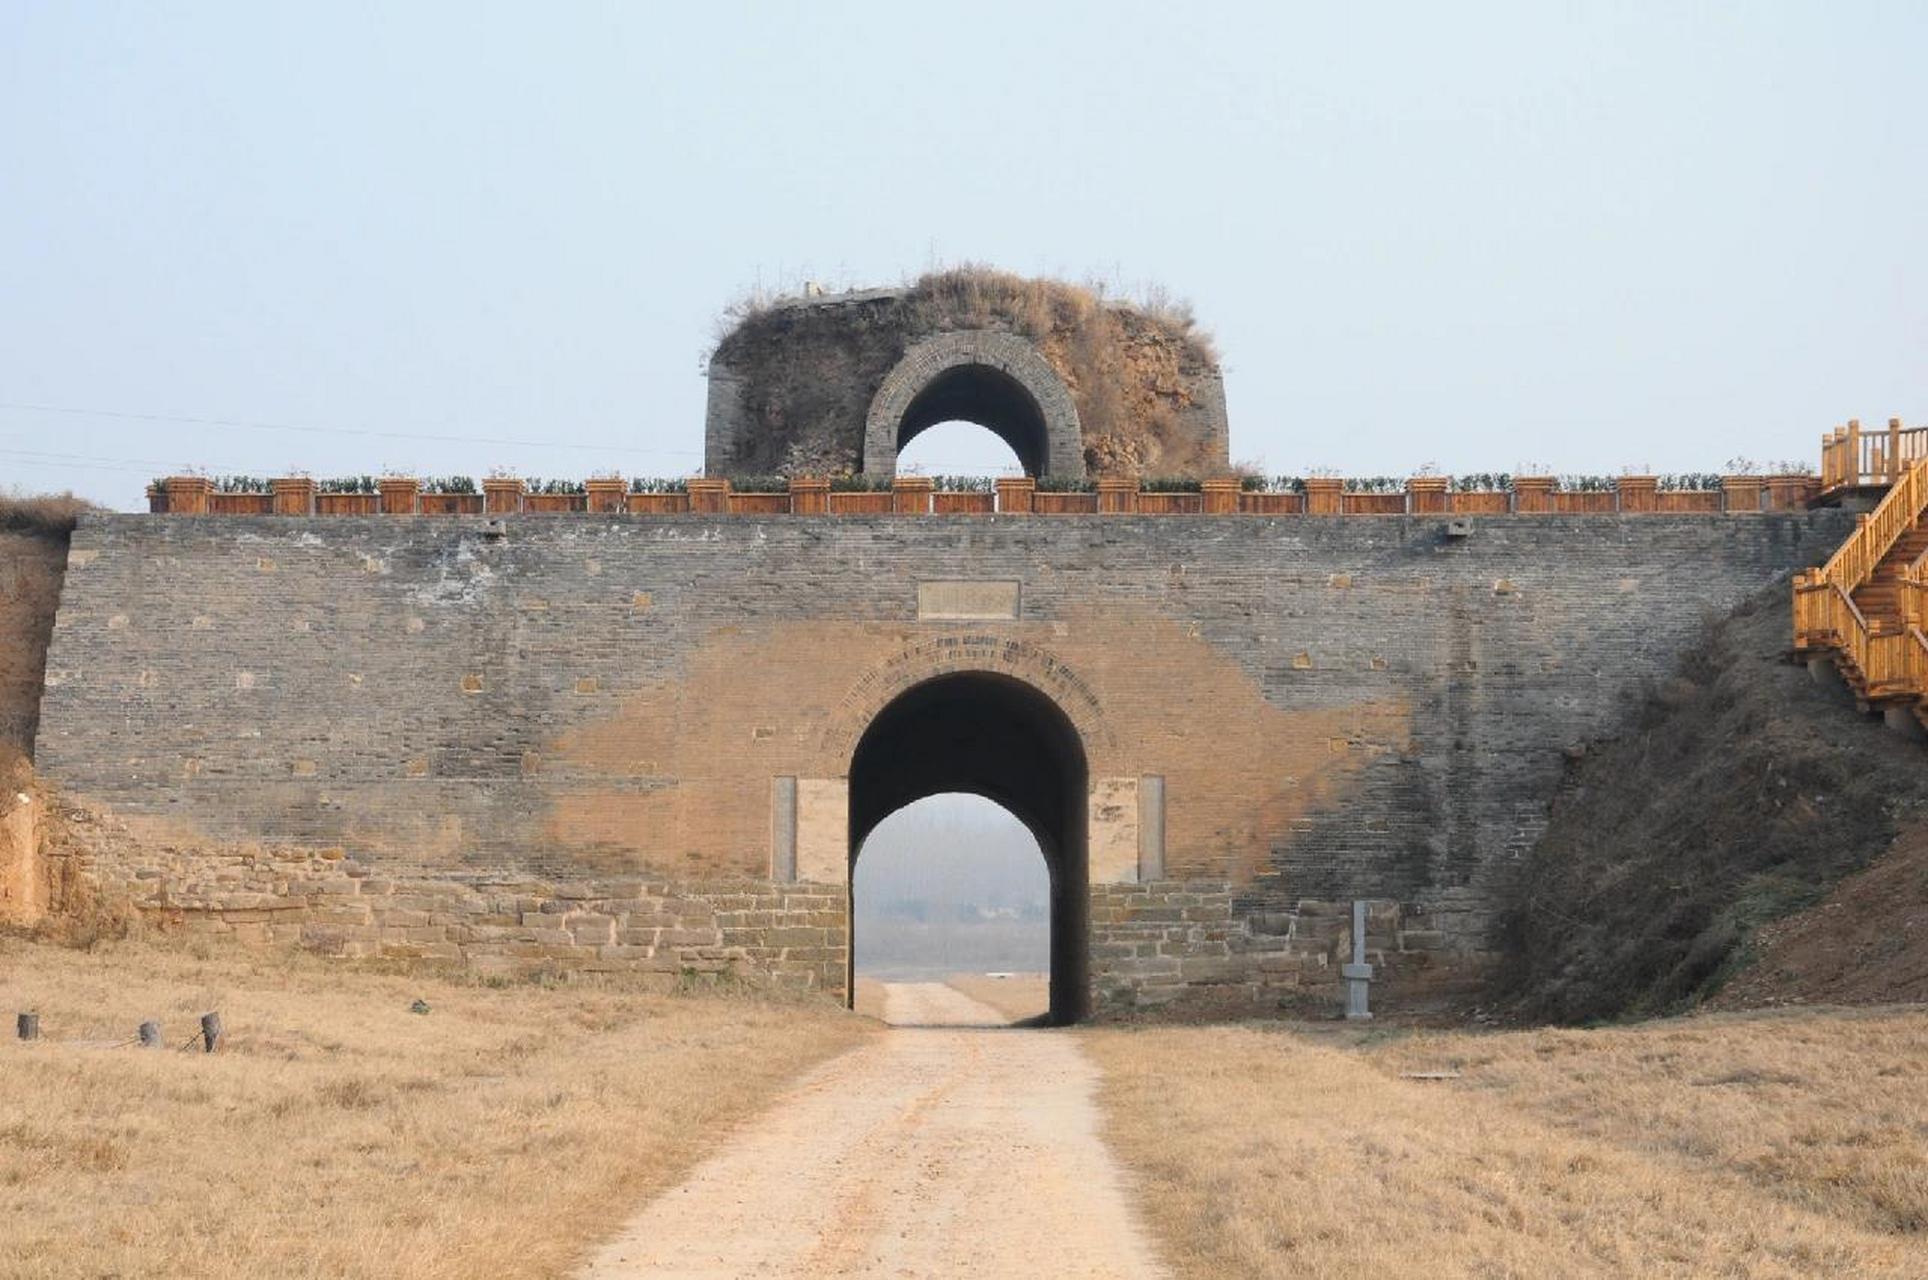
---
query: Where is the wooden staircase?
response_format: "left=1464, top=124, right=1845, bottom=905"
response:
left=1794, top=450, right=1928, bottom=721
left=1851, top=524, right=1928, bottom=631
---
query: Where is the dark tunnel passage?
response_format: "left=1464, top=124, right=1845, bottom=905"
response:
left=847, top=671, right=1089, bottom=1023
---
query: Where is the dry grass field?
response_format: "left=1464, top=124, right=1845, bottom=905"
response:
left=0, top=936, right=871, bottom=1278
left=1088, top=1006, right=1928, bottom=1279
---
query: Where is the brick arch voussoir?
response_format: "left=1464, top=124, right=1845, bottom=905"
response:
left=862, top=330, right=1083, bottom=478
left=821, top=636, right=1115, bottom=766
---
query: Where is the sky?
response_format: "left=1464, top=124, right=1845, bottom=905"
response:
left=855, top=794, right=1049, bottom=922
left=3, top=2, right=1925, bottom=509
left=853, top=794, right=1050, bottom=978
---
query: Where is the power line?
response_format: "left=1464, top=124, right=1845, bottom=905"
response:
left=0, top=400, right=702, bottom=458
left=0, top=446, right=192, bottom=476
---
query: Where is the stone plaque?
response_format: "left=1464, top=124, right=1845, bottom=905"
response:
left=916, top=580, right=1021, bottom=620
left=1089, top=777, right=1140, bottom=884
left=796, top=778, right=849, bottom=885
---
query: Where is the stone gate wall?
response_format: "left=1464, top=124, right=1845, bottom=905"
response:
left=35, top=510, right=1851, bottom=1013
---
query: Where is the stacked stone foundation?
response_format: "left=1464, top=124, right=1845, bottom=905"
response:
left=79, top=839, right=847, bottom=992
left=65, top=831, right=1499, bottom=1017
left=1091, top=882, right=1498, bottom=1016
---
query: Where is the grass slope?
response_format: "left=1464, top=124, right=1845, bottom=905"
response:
left=1505, top=579, right=1928, bottom=1023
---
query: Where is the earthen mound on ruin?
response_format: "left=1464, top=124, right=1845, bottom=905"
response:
left=706, top=267, right=1225, bottom=479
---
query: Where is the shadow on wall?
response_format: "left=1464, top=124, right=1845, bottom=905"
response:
left=0, top=524, right=77, bottom=758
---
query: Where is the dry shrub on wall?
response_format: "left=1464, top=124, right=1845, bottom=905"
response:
left=905, top=267, right=1217, bottom=477
left=0, top=491, right=101, bottom=536
left=710, top=267, right=1219, bottom=477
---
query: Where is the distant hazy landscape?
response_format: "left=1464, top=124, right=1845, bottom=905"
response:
left=853, top=794, right=1049, bottom=980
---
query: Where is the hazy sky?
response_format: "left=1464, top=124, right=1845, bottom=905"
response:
left=854, top=794, right=1049, bottom=919
left=3, top=3, right=1924, bottom=508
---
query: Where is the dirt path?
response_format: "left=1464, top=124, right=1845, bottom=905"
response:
left=579, top=982, right=1167, bottom=1279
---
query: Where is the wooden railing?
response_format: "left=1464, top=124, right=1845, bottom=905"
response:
left=1820, top=418, right=1928, bottom=491
left=1795, top=450, right=1928, bottom=705
left=1903, top=545, right=1928, bottom=630
left=147, top=473, right=1818, bottom=519
left=1791, top=578, right=1923, bottom=699
left=1906, top=628, right=1928, bottom=700
left=1813, top=457, right=1928, bottom=595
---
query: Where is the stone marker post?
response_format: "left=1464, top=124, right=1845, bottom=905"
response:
left=1342, top=899, right=1373, bottom=1020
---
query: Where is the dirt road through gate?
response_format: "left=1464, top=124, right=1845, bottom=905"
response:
left=580, top=982, right=1167, bottom=1279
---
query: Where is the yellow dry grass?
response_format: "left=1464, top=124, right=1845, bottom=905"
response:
left=0, top=937, right=871, bottom=1278
left=1086, top=1006, right=1928, bottom=1278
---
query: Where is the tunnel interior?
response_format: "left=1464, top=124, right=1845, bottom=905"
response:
left=896, top=364, right=1051, bottom=477
left=848, top=671, right=1089, bottom=1024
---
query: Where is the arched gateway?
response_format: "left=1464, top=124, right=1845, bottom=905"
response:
left=847, top=671, right=1090, bottom=1024
left=861, top=331, right=1085, bottom=480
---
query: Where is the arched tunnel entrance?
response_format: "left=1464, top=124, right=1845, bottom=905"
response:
left=848, top=672, right=1090, bottom=1024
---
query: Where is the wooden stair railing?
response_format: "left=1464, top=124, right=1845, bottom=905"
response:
left=1901, top=544, right=1928, bottom=632
left=1906, top=628, right=1928, bottom=708
left=1820, top=417, right=1928, bottom=492
left=1794, top=454, right=1928, bottom=705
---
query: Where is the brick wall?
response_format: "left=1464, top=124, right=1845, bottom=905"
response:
left=35, top=511, right=1851, bottom=1013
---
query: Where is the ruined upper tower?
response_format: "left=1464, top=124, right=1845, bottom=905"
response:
left=703, top=269, right=1230, bottom=481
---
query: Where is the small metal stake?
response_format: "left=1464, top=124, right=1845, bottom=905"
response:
left=138, top=1021, right=162, bottom=1049
left=16, top=1011, right=39, bottom=1041
left=1342, top=900, right=1374, bottom=1021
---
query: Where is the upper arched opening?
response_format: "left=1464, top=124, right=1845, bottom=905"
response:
left=897, top=365, right=1050, bottom=476
left=862, top=331, right=1085, bottom=480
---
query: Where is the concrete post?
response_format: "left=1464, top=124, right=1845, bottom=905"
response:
left=1342, top=899, right=1373, bottom=1020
